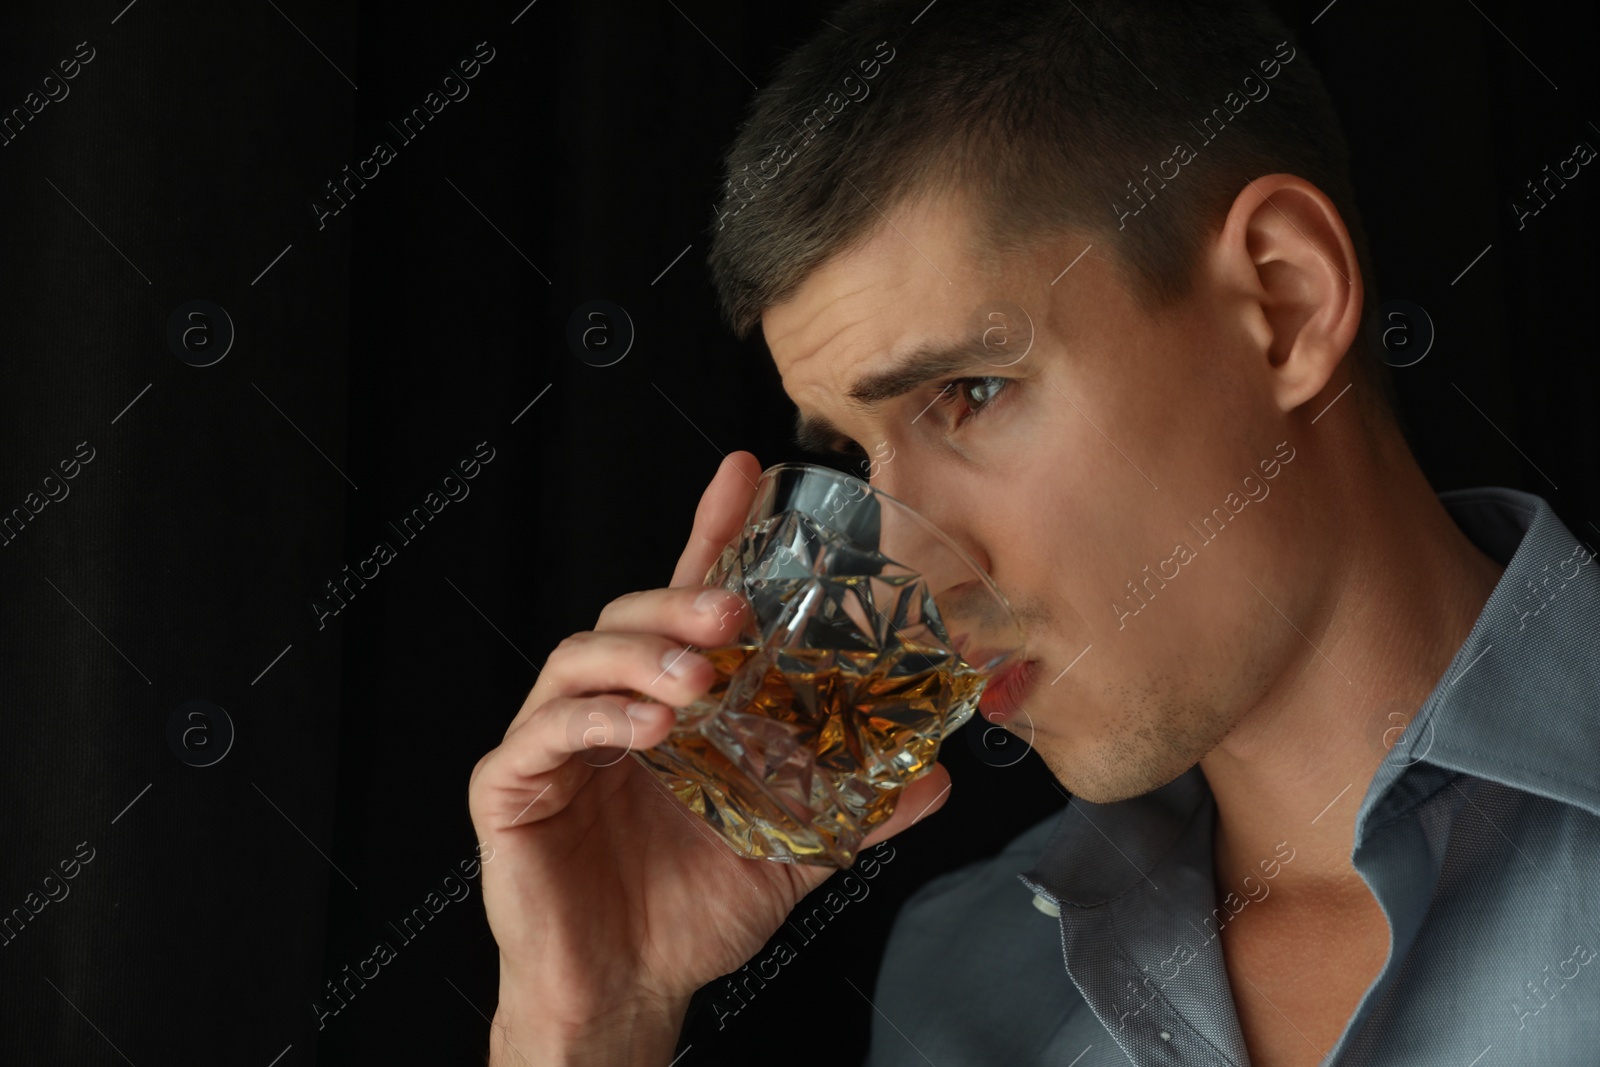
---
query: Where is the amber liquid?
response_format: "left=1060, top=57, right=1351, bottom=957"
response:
left=631, top=643, right=985, bottom=867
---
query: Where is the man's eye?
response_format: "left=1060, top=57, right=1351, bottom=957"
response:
left=934, top=376, right=1009, bottom=425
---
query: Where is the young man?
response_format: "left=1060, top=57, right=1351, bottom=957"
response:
left=468, top=1, right=1600, bottom=1063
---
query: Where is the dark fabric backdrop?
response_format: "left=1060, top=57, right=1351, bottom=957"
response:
left=0, top=0, right=1594, bottom=1064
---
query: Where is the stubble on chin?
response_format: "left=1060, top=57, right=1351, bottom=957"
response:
left=1037, top=686, right=1237, bottom=805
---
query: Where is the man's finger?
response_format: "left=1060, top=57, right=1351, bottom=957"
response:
left=484, top=694, right=679, bottom=800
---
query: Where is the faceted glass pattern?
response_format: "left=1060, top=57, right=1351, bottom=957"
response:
left=631, top=470, right=1018, bottom=869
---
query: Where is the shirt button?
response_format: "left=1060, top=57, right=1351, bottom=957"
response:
left=1160, top=1032, right=1172, bottom=1041
left=1031, top=892, right=1061, bottom=917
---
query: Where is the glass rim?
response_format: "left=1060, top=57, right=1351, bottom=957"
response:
left=756, top=460, right=1023, bottom=632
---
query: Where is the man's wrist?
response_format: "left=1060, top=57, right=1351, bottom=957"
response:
left=489, top=984, right=691, bottom=1067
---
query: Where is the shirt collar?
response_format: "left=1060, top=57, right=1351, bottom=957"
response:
left=1360, top=486, right=1600, bottom=831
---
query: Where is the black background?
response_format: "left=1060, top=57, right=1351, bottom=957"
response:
left=0, top=0, right=1595, bottom=1064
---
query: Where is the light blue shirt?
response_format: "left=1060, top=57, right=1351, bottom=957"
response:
left=865, top=487, right=1600, bottom=1065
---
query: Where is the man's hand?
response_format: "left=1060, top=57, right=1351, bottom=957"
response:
left=468, top=450, right=954, bottom=1066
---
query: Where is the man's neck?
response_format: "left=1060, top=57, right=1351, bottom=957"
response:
left=1199, top=436, right=1507, bottom=903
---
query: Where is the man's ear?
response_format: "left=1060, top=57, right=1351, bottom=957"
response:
left=1210, top=173, right=1363, bottom=414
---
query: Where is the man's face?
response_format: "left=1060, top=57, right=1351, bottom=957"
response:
left=762, top=191, right=1311, bottom=803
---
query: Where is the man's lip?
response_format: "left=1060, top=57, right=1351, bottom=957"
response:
left=977, top=659, right=1037, bottom=722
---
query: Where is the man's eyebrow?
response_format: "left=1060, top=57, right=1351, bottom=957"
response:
left=790, top=338, right=994, bottom=454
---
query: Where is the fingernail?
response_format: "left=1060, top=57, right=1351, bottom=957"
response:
left=695, top=588, right=739, bottom=615
left=625, top=701, right=666, bottom=725
left=660, top=647, right=707, bottom=679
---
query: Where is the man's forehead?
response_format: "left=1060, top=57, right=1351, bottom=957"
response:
left=761, top=189, right=992, bottom=368
left=758, top=193, right=1094, bottom=454
left=763, top=266, right=915, bottom=381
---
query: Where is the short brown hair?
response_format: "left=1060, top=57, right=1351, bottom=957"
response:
left=705, top=0, right=1396, bottom=415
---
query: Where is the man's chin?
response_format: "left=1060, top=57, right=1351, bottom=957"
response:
left=1034, top=740, right=1198, bottom=805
